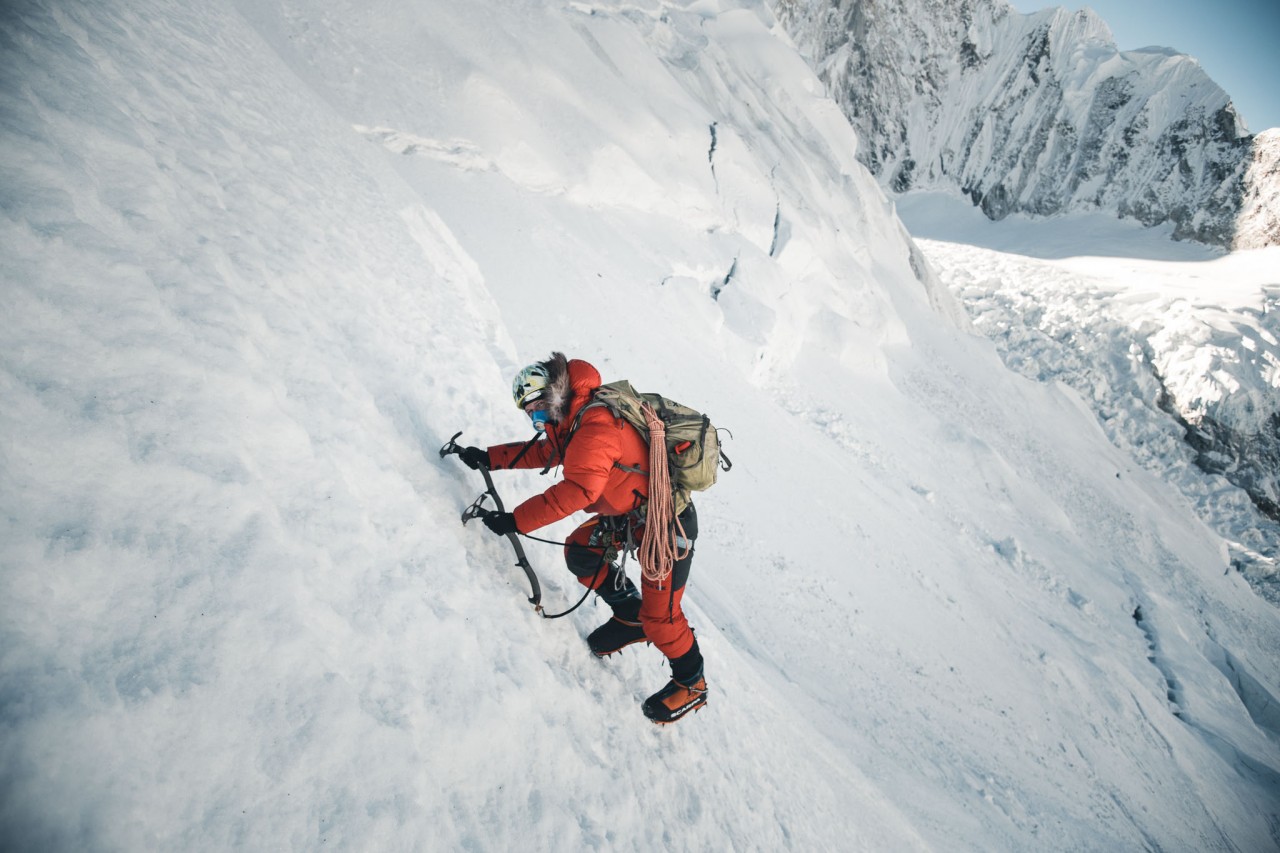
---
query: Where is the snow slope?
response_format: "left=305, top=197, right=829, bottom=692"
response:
left=3, top=1, right=1278, bottom=851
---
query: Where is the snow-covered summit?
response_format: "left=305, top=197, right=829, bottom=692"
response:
left=776, top=0, right=1277, bottom=248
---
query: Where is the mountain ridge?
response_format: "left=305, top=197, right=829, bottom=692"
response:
left=776, top=0, right=1279, bottom=248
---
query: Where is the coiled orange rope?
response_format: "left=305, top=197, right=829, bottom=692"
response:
left=638, top=404, right=689, bottom=587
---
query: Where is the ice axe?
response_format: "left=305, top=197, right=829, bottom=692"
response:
left=440, top=431, right=542, bottom=610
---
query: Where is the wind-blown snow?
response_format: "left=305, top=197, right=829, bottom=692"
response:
left=2, top=1, right=1278, bottom=851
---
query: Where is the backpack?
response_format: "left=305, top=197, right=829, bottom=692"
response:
left=578, top=380, right=731, bottom=512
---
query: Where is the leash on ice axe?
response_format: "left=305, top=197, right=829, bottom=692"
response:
left=440, top=431, right=606, bottom=620
left=440, top=431, right=543, bottom=611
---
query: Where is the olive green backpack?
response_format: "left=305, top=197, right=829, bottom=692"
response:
left=576, top=380, right=731, bottom=511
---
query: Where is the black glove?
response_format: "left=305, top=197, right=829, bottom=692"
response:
left=483, top=511, right=518, bottom=536
left=459, top=446, right=490, bottom=471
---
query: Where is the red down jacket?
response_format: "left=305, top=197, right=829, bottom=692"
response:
left=487, top=359, right=650, bottom=533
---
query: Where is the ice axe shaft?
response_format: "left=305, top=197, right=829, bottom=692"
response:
left=440, top=431, right=542, bottom=609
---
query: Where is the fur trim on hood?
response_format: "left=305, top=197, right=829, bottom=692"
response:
left=539, top=352, right=573, bottom=423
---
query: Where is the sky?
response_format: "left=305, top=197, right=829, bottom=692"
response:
left=1008, top=0, right=1280, bottom=132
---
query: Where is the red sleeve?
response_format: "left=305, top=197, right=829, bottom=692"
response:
left=510, top=411, right=622, bottom=532
left=487, top=437, right=554, bottom=470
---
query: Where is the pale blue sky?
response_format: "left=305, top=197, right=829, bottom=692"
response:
left=1007, top=0, right=1280, bottom=132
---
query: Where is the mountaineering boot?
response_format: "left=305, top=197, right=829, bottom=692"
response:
left=587, top=612, right=645, bottom=657
left=587, top=575, right=646, bottom=657
left=642, top=676, right=708, bottom=724
left=642, top=640, right=707, bottom=724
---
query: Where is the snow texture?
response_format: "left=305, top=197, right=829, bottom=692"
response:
left=2, top=1, right=1278, bottom=851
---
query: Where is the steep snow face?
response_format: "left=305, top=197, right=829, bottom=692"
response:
left=775, top=0, right=1273, bottom=247
left=4, top=1, right=1280, bottom=851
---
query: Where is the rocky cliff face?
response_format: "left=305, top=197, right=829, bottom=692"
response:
left=1237, top=129, right=1280, bottom=248
left=775, top=0, right=1277, bottom=248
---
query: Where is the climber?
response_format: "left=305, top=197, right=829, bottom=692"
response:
left=454, top=352, right=707, bottom=724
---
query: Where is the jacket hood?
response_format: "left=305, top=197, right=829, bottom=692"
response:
left=558, top=358, right=601, bottom=424
left=536, top=353, right=601, bottom=425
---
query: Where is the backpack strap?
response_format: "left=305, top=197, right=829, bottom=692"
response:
left=539, top=396, right=602, bottom=474
left=505, top=430, right=544, bottom=469
left=552, top=396, right=604, bottom=468
left=556, top=395, right=653, bottom=484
